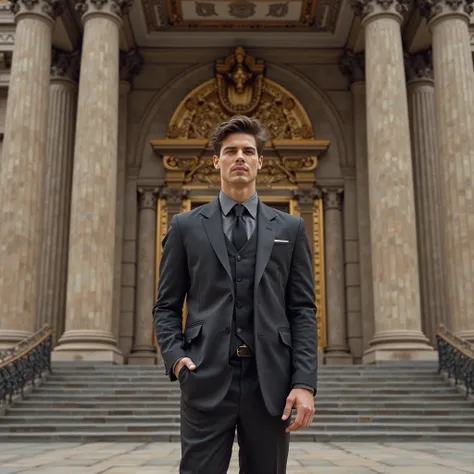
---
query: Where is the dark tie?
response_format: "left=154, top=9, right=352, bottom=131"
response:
left=232, top=204, right=247, bottom=251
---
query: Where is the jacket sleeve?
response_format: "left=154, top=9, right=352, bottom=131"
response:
left=152, top=214, right=189, bottom=381
left=286, top=217, right=318, bottom=394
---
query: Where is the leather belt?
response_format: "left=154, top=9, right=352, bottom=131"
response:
left=235, top=344, right=253, bottom=358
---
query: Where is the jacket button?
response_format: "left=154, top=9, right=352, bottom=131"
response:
left=237, top=277, right=242, bottom=282
left=236, top=301, right=242, bottom=308
left=236, top=255, right=242, bottom=261
left=225, top=326, right=231, bottom=333
left=237, top=328, right=242, bottom=334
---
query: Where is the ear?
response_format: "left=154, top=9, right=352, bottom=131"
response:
left=213, top=155, right=220, bottom=169
left=258, top=155, right=263, bottom=170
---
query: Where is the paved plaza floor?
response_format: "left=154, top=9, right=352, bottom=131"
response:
left=0, top=442, right=473, bottom=474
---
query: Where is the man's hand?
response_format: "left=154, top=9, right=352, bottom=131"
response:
left=174, top=357, right=196, bottom=378
left=281, top=388, right=314, bottom=432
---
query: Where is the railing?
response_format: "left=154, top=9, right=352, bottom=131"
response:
left=0, top=325, right=54, bottom=405
left=436, top=324, right=474, bottom=399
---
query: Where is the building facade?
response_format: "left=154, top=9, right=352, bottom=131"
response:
left=0, top=0, right=473, bottom=365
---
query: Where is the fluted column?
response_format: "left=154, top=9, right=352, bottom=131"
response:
left=323, top=188, right=352, bottom=364
left=54, top=0, right=133, bottom=363
left=340, top=51, right=375, bottom=354
left=0, top=0, right=62, bottom=348
left=112, top=49, right=142, bottom=347
left=129, top=187, right=159, bottom=365
left=405, top=50, right=447, bottom=343
left=419, top=0, right=474, bottom=341
left=350, top=0, right=434, bottom=362
left=36, top=48, right=79, bottom=343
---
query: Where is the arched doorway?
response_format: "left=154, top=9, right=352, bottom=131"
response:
left=151, top=47, right=330, bottom=352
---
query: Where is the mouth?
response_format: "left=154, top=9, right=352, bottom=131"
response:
left=232, top=167, right=247, bottom=172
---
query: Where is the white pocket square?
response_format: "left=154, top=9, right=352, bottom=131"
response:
left=274, top=239, right=289, bottom=243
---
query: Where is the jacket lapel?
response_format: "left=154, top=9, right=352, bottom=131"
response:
left=200, top=198, right=232, bottom=282
left=254, top=202, right=277, bottom=290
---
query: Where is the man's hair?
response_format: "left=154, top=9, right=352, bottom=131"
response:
left=210, top=115, right=269, bottom=156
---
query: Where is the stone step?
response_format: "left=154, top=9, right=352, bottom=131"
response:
left=25, top=392, right=464, bottom=401
left=3, top=414, right=474, bottom=425
left=16, top=399, right=471, bottom=409
left=34, top=386, right=458, bottom=395
left=0, top=429, right=471, bottom=443
left=8, top=407, right=474, bottom=416
left=41, top=379, right=448, bottom=388
left=2, top=422, right=474, bottom=434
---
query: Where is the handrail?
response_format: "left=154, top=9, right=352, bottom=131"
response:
left=435, top=324, right=474, bottom=398
left=0, top=325, right=54, bottom=405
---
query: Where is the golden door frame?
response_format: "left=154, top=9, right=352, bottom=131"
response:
left=150, top=47, right=330, bottom=352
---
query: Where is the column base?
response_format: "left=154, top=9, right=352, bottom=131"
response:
left=0, top=330, right=33, bottom=350
left=53, top=329, right=123, bottom=364
left=324, top=351, right=354, bottom=365
left=128, top=347, right=156, bottom=365
left=362, top=330, right=436, bottom=364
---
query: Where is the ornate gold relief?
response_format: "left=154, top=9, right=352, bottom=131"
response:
left=313, top=198, right=327, bottom=350
left=215, top=46, right=265, bottom=115
left=166, top=48, right=314, bottom=142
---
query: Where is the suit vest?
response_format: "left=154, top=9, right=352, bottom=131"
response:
left=224, top=227, right=258, bottom=355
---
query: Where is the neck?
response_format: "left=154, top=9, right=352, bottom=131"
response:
left=221, top=184, right=256, bottom=203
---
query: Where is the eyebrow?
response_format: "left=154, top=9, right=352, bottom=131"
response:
left=222, top=146, right=256, bottom=152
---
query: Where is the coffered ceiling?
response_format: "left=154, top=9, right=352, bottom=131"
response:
left=129, top=0, right=355, bottom=48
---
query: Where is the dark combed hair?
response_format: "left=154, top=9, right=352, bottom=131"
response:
left=210, top=115, right=269, bottom=156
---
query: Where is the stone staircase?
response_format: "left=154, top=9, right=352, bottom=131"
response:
left=1, top=361, right=473, bottom=442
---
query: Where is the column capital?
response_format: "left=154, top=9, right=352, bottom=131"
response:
left=418, top=0, right=474, bottom=24
left=10, top=0, right=64, bottom=23
left=322, top=188, right=344, bottom=211
left=350, top=0, right=411, bottom=23
left=405, top=49, right=434, bottom=84
left=120, top=48, right=143, bottom=84
left=293, top=188, right=321, bottom=205
left=161, top=187, right=188, bottom=204
left=75, top=0, right=134, bottom=22
left=138, top=187, right=159, bottom=211
left=340, top=50, right=365, bottom=84
left=51, top=48, right=80, bottom=83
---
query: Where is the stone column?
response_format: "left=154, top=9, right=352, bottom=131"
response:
left=323, top=188, right=352, bottom=364
left=54, top=0, right=132, bottom=363
left=350, top=0, right=434, bottom=362
left=129, top=187, right=159, bottom=365
left=112, top=49, right=142, bottom=345
left=0, top=0, right=62, bottom=348
left=340, top=51, right=375, bottom=354
left=419, top=0, right=474, bottom=341
left=36, top=48, right=79, bottom=343
left=119, top=167, right=139, bottom=359
left=405, top=50, right=447, bottom=344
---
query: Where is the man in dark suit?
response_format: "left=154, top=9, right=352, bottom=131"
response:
left=153, top=115, right=318, bottom=474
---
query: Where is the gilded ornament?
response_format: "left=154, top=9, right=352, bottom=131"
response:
left=195, top=1, right=217, bottom=16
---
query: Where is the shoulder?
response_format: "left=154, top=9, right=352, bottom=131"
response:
left=261, top=202, right=302, bottom=227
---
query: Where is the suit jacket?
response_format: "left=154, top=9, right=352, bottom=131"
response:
left=153, top=197, right=318, bottom=416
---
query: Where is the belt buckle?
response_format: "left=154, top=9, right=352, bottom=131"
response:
left=236, top=344, right=248, bottom=357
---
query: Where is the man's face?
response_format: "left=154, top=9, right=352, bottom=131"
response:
left=213, top=133, right=263, bottom=187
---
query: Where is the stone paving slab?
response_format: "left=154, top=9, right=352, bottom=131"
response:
left=0, top=442, right=473, bottom=473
